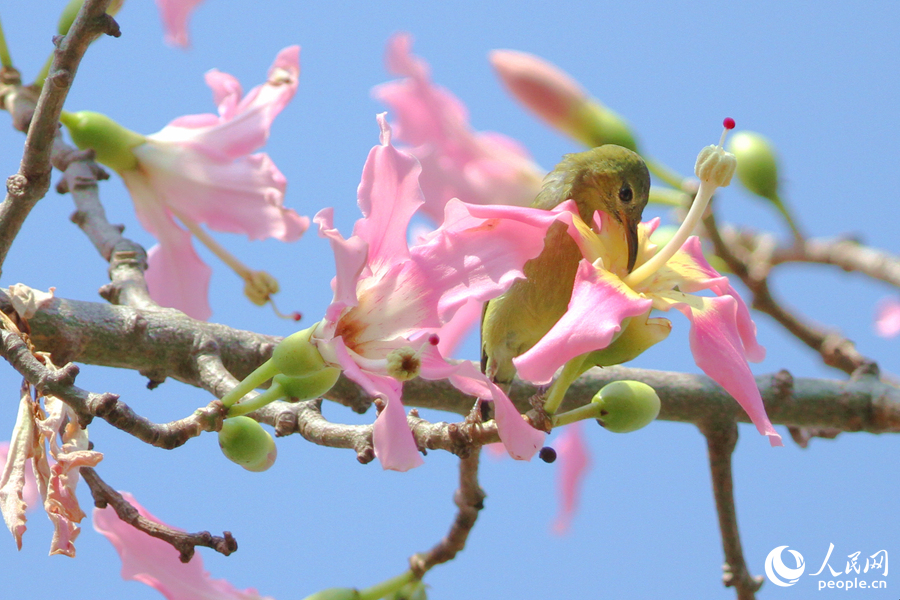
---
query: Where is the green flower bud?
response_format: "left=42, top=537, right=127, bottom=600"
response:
left=273, top=368, right=340, bottom=401
left=727, top=131, right=779, bottom=200
left=301, top=588, right=360, bottom=600
left=385, top=581, right=428, bottom=600
left=218, top=416, right=277, bottom=472
left=591, top=380, right=660, bottom=433
left=575, top=101, right=639, bottom=152
left=59, top=111, right=144, bottom=172
left=272, top=325, right=327, bottom=376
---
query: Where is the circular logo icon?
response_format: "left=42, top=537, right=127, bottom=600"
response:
left=765, top=545, right=806, bottom=587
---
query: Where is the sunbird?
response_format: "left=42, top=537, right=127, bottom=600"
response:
left=481, top=145, right=651, bottom=386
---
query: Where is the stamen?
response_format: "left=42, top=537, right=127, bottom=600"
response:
left=624, top=120, right=737, bottom=289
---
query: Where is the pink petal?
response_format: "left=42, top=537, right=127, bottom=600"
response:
left=433, top=297, right=482, bottom=357
left=412, top=199, right=577, bottom=322
left=353, top=114, right=424, bottom=271
left=675, top=295, right=782, bottom=447
left=875, top=297, right=900, bottom=338
left=145, top=229, right=213, bottom=321
left=155, top=0, right=204, bottom=48
left=158, top=47, right=301, bottom=159
left=420, top=357, right=545, bottom=460
left=136, top=144, right=308, bottom=242
left=315, top=208, right=369, bottom=320
left=662, top=238, right=765, bottom=363
left=373, top=33, right=542, bottom=221
left=94, top=492, right=273, bottom=600
left=515, top=261, right=653, bottom=385
left=370, top=378, right=424, bottom=472
left=551, top=422, right=591, bottom=534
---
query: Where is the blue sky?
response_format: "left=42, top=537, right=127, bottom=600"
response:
left=1, top=1, right=899, bottom=599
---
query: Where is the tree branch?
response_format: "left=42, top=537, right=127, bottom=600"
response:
left=409, top=449, right=485, bottom=577
left=699, top=419, right=763, bottom=600
left=80, top=466, right=238, bottom=562
left=0, top=0, right=120, bottom=275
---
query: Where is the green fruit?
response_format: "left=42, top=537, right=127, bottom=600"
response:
left=273, top=368, right=340, bottom=400
left=218, top=416, right=277, bottom=472
left=591, top=380, right=660, bottom=433
left=272, top=326, right=327, bottom=376
left=728, top=131, right=780, bottom=200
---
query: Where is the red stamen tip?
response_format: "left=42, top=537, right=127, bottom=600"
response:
left=723, top=117, right=735, bottom=130
left=428, top=333, right=440, bottom=346
left=292, top=312, right=302, bottom=321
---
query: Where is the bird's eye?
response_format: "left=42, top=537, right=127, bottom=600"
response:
left=619, top=185, right=633, bottom=203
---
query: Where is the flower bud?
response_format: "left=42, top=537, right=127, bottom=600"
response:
left=385, top=581, right=428, bottom=600
left=490, top=49, right=637, bottom=151
left=59, top=111, right=145, bottom=172
left=218, top=416, right=277, bottom=471
left=272, top=325, right=328, bottom=376
left=301, top=588, right=360, bottom=600
left=273, top=368, right=341, bottom=400
left=591, top=380, right=660, bottom=433
left=727, top=131, right=780, bottom=200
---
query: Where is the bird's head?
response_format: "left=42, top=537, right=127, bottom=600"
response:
left=535, top=145, right=650, bottom=272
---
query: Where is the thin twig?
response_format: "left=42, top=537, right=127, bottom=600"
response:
left=699, top=419, right=763, bottom=600
left=0, top=327, right=228, bottom=448
left=409, top=449, right=485, bottom=577
left=0, top=0, right=120, bottom=275
left=80, top=466, right=238, bottom=562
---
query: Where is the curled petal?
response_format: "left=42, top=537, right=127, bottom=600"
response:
left=515, top=261, right=653, bottom=385
left=0, top=396, right=37, bottom=549
left=676, top=295, right=782, bottom=447
left=315, top=208, right=368, bottom=320
left=94, top=492, right=273, bottom=600
left=353, top=114, right=424, bottom=270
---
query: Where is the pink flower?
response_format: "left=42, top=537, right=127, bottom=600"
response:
left=156, top=0, right=205, bottom=48
left=875, top=297, right=900, bottom=338
left=94, top=492, right=274, bottom=600
left=125, top=46, right=309, bottom=319
left=551, top=422, right=590, bottom=534
left=514, top=209, right=782, bottom=447
left=311, top=114, right=574, bottom=470
left=372, top=33, right=544, bottom=223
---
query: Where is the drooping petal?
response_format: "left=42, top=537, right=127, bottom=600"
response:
left=94, top=492, right=273, bottom=600
left=370, top=377, right=424, bottom=472
left=514, top=261, right=653, bottom=385
left=373, top=33, right=543, bottom=221
left=0, top=441, right=37, bottom=510
left=353, top=114, right=424, bottom=271
left=875, top=297, right=900, bottom=338
left=0, top=393, right=37, bottom=549
left=143, top=223, right=213, bottom=321
left=551, top=422, right=591, bottom=534
left=155, top=0, right=204, bottom=48
left=675, top=295, right=782, bottom=447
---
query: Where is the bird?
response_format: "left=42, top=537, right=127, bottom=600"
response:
left=481, top=144, right=650, bottom=386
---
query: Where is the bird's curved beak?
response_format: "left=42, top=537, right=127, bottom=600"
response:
left=625, top=216, right=640, bottom=273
